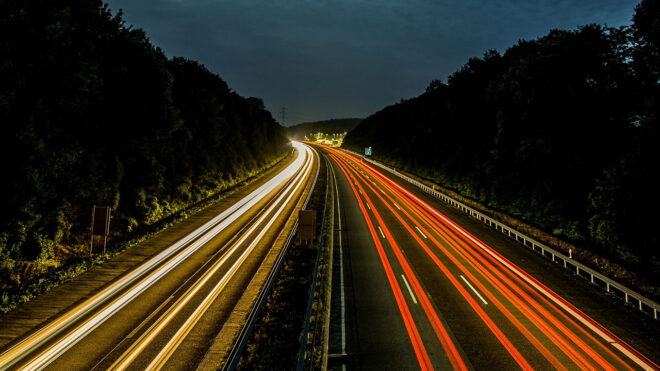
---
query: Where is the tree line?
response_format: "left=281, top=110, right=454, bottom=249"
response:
left=343, top=0, right=660, bottom=285
left=0, top=0, right=289, bottom=281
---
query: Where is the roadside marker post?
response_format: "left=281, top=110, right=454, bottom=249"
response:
left=90, top=205, right=111, bottom=254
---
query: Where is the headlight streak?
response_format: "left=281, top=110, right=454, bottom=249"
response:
left=0, top=143, right=310, bottom=370
left=109, top=144, right=315, bottom=370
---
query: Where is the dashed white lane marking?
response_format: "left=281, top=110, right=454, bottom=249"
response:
left=393, top=202, right=401, bottom=210
left=415, top=226, right=428, bottom=239
left=401, top=274, right=418, bottom=304
left=460, top=275, right=488, bottom=305
left=377, top=226, right=386, bottom=239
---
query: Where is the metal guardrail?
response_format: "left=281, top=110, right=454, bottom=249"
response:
left=297, top=153, right=333, bottom=370
left=343, top=149, right=659, bottom=320
left=221, top=148, right=321, bottom=371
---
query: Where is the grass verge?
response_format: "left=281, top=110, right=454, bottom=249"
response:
left=0, top=151, right=292, bottom=314
left=237, top=154, right=332, bottom=370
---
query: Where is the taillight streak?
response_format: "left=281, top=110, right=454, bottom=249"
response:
left=331, top=152, right=530, bottom=371
left=332, top=157, right=434, bottom=370
left=333, top=148, right=656, bottom=371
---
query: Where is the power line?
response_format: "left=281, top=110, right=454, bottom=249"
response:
left=279, top=105, right=287, bottom=126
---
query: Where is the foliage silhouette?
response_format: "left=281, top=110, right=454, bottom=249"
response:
left=0, top=0, right=288, bottom=289
left=344, top=1, right=660, bottom=283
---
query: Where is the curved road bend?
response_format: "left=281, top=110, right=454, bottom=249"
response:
left=322, top=145, right=659, bottom=371
left=0, top=142, right=318, bottom=370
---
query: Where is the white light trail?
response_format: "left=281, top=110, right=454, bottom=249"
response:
left=1, top=143, right=310, bottom=370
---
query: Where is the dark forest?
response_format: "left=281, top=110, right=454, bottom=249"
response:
left=344, top=0, right=660, bottom=286
left=0, top=0, right=289, bottom=293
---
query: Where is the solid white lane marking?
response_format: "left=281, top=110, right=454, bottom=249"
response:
left=401, top=274, right=418, bottom=304
left=415, top=226, right=428, bottom=239
left=355, top=153, right=657, bottom=370
left=4, top=143, right=313, bottom=370
left=377, top=226, right=385, bottom=239
left=141, top=146, right=317, bottom=369
left=460, top=275, right=488, bottom=305
left=333, top=168, right=346, bottom=358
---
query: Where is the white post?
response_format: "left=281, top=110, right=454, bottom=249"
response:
left=569, top=249, right=572, bottom=259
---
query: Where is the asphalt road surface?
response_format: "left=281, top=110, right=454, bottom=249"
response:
left=324, top=145, right=659, bottom=371
left=0, top=142, right=318, bottom=370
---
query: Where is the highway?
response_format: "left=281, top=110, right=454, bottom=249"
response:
left=322, top=145, right=659, bottom=371
left=0, top=142, right=318, bottom=370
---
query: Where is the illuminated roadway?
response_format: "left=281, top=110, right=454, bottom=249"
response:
left=321, top=145, right=659, bottom=371
left=0, top=141, right=317, bottom=370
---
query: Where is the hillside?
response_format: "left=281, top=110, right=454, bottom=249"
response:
left=0, top=0, right=289, bottom=297
left=343, top=0, right=660, bottom=285
left=286, top=118, right=362, bottom=140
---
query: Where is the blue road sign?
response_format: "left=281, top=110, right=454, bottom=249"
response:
left=365, top=147, right=372, bottom=156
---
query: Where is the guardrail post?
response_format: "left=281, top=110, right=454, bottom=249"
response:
left=350, top=150, right=660, bottom=320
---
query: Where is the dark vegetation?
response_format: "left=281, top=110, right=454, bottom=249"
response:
left=0, top=0, right=288, bottom=308
left=238, top=157, right=329, bottom=370
left=343, top=0, right=660, bottom=290
left=286, top=118, right=362, bottom=140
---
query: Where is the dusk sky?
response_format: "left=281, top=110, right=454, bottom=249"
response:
left=103, top=0, right=641, bottom=125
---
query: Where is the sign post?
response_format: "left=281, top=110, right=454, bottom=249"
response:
left=90, top=206, right=111, bottom=254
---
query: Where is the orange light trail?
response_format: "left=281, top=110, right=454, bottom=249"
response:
left=324, top=145, right=658, bottom=371
left=333, top=155, right=466, bottom=370
left=333, top=157, right=434, bottom=370
left=331, top=152, right=531, bottom=370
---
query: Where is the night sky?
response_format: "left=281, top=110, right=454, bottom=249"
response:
left=103, top=0, right=640, bottom=125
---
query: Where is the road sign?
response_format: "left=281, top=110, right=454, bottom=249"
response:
left=365, top=147, right=372, bottom=156
left=298, top=210, right=316, bottom=244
